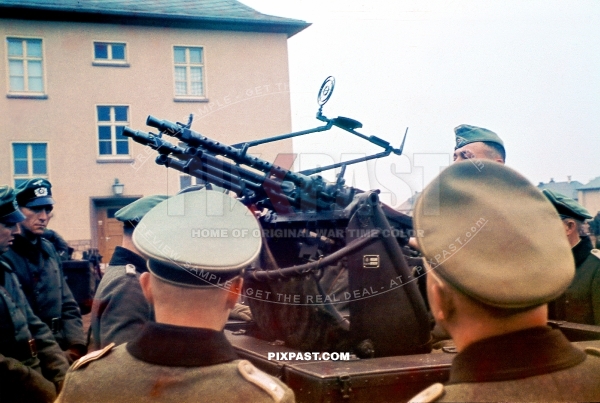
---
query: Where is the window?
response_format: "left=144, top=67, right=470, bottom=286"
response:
left=174, top=46, right=205, bottom=98
left=12, top=143, right=48, bottom=187
left=96, top=106, right=130, bottom=157
left=7, top=37, right=45, bottom=94
left=93, top=42, right=127, bottom=65
left=179, top=175, right=209, bottom=191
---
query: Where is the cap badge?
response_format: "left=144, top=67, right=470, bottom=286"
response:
left=456, top=136, right=467, bottom=147
left=34, top=187, right=48, bottom=197
left=32, top=179, right=44, bottom=186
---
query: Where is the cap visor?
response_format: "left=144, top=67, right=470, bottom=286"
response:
left=1, top=209, right=26, bottom=224
left=25, top=197, right=55, bottom=207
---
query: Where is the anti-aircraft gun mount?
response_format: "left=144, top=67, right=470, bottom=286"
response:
left=123, top=77, right=430, bottom=360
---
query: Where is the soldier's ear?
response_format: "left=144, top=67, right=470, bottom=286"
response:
left=427, top=271, right=454, bottom=324
left=139, top=272, right=153, bottom=304
left=225, top=277, right=243, bottom=309
left=563, top=219, right=576, bottom=236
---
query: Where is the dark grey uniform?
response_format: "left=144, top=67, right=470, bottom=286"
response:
left=551, top=237, right=600, bottom=325
left=0, top=259, right=69, bottom=401
left=420, top=327, right=600, bottom=402
left=58, top=322, right=294, bottom=402
left=3, top=234, right=85, bottom=350
left=89, top=246, right=153, bottom=350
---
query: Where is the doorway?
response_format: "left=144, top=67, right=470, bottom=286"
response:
left=92, top=197, right=139, bottom=266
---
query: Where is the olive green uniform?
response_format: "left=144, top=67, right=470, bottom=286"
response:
left=58, top=322, right=294, bottom=402
left=414, top=327, right=600, bottom=402
left=550, top=237, right=600, bottom=325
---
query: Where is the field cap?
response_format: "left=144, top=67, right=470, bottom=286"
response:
left=115, top=195, right=169, bottom=227
left=16, top=178, right=54, bottom=207
left=0, top=186, right=26, bottom=224
left=454, top=124, right=504, bottom=150
left=542, top=189, right=592, bottom=222
left=414, top=161, right=574, bottom=309
left=133, top=189, right=261, bottom=288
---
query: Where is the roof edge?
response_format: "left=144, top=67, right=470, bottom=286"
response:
left=0, top=6, right=311, bottom=38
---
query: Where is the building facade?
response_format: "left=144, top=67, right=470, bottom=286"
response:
left=0, top=0, right=308, bottom=262
left=578, top=177, right=600, bottom=216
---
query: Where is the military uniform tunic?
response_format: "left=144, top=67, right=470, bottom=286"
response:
left=3, top=234, right=85, bottom=350
left=0, top=259, right=70, bottom=401
left=550, top=236, right=600, bottom=325
left=414, top=327, right=600, bottom=402
left=89, top=246, right=154, bottom=350
left=58, top=322, right=295, bottom=402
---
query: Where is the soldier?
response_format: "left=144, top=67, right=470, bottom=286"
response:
left=543, top=189, right=600, bottom=325
left=452, top=124, right=505, bottom=164
left=409, top=161, right=600, bottom=402
left=57, top=190, right=295, bottom=402
left=89, top=195, right=167, bottom=350
left=2, top=179, right=86, bottom=362
left=590, top=211, right=600, bottom=248
left=410, top=124, right=506, bottom=249
left=0, top=185, right=70, bottom=402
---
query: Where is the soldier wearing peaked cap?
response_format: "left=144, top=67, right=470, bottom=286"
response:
left=543, top=189, right=600, bottom=326
left=408, top=161, right=600, bottom=403
left=57, top=190, right=295, bottom=403
left=453, top=124, right=505, bottom=164
left=2, top=179, right=86, bottom=363
left=89, top=195, right=167, bottom=350
left=0, top=186, right=70, bottom=402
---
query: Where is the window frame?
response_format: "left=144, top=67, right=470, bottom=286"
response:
left=92, top=41, right=129, bottom=67
left=172, top=44, right=208, bottom=102
left=11, top=142, right=49, bottom=187
left=95, top=104, right=133, bottom=162
left=5, top=36, right=48, bottom=99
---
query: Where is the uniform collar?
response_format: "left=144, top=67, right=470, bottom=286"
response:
left=109, top=246, right=147, bottom=273
left=10, top=234, right=45, bottom=261
left=126, top=322, right=237, bottom=367
left=572, top=236, right=593, bottom=268
left=448, top=326, right=586, bottom=384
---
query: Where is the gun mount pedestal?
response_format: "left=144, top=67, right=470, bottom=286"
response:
left=245, top=191, right=431, bottom=357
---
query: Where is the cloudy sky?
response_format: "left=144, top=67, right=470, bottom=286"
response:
left=242, top=0, right=600, bottom=208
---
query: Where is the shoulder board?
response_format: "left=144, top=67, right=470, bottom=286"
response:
left=408, top=383, right=444, bottom=403
left=0, top=259, right=13, bottom=273
left=238, top=360, right=286, bottom=402
left=584, top=347, right=600, bottom=357
left=72, top=343, right=115, bottom=370
left=125, top=264, right=137, bottom=276
left=591, top=249, right=600, bottom=261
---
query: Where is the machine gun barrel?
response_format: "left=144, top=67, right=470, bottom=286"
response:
left=146, top=116, right=319, bottom=194
left=122, top=127, right=187, bottom=155
left=156, top=154, right=245, bottom=195
left=144, top=115, right=349, bottom=211
left=123, top=125, right=308, bottom=211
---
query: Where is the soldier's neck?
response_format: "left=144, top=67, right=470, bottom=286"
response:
left=121, top=234, right=142, bottom=256
left=153, top=306, right=228, bottom=331
left=449, top=304, right=548, bottom=352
